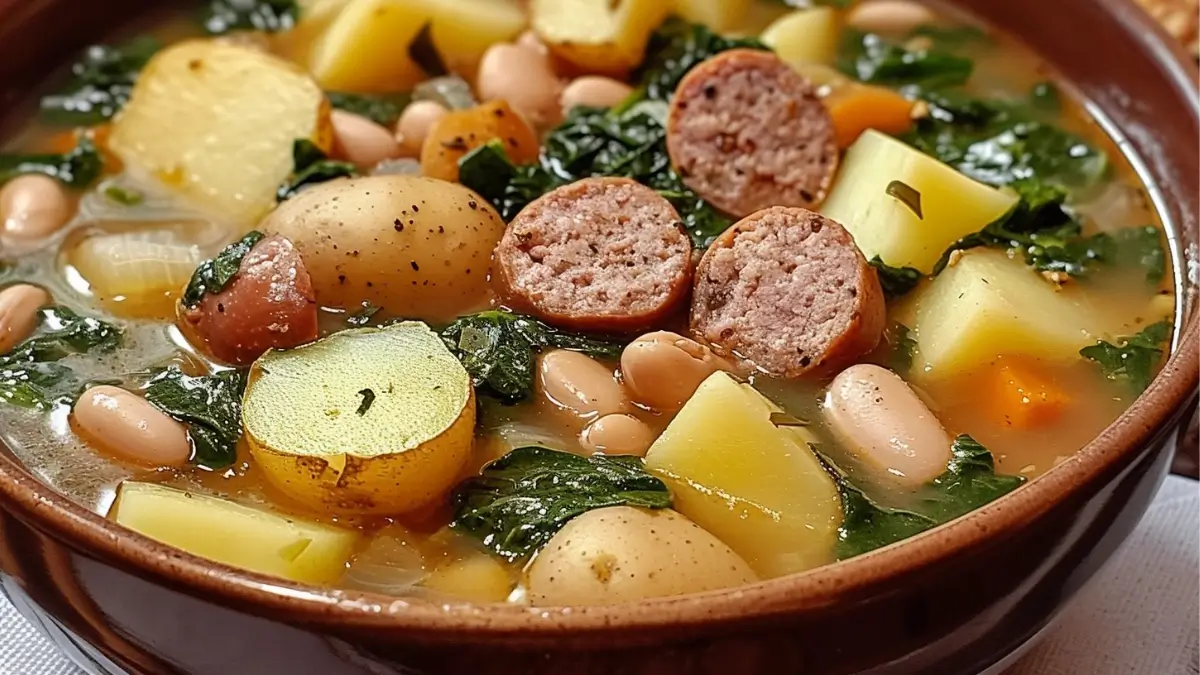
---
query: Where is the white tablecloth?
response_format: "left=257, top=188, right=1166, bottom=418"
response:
left=0, top=477, right=1196, bottom=675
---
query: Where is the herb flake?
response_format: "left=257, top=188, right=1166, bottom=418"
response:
left=182, top=231, right=264, bottom=308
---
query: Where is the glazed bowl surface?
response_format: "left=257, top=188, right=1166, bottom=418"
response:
left=0, top=1, right=1196, bottom=674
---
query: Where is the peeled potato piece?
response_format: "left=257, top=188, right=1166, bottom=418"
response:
left=109, top=40, right=333, bottom=227
left=243, top=322, right=475, bottom=515
left=530, top=0, right=671, bottom=75
left=307, top=0, right=429, bottom=92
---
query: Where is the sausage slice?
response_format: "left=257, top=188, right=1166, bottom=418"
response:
left=182, top=234, right=319, bottom=365
left=691, top=207, right=885, bottom=378
left=493, top=177, right=693, bottom=332
left=666, top=49, right=838, bottom=218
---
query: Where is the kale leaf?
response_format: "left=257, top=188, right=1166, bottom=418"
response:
left=440, top=310, right=624, bottom=404
left=0, top=306, right=122, bottom=410
left=451, top=446, right=672, bottom=562
left=142, top=366, right=247, bottom=469
left=822, top=435, right=1025, bottom=559
left=181, top=231, right=265, bottom=308
left=838, top=29, right=974, bottom=91
left=0, top=137, right=103, bottom=189
left=635, top=18, right=768, bottom=101
left=277, top=139, right=357, bottom=201
left=326, top=92, right=411, bottom=127
left=40, top=37, right=159, bottom=125
left=885, top=322, right=918, bottom=372
left=869, top=257, right=923, bottom=298
left=1080, top=321, right=1171, bottom=395
left=202, top=0, right=299, bottom=34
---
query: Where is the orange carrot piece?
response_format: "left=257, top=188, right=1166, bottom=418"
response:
left=991, top=359, right=1070, bottom=429
left=825, top=83, right=917, bottom=149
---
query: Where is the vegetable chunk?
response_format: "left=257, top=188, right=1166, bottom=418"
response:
left=820, top=130, right=1018, bottom=273
left=307, top=0, right=428, bottom=92
left=531, top=0, right=671, bottom=75
left=761, top=8, right=842, bottom=67
left=645, top=372, right=842, bottom=577
left=111, top=482, right=358, bottom=584
left=109, top=40, right=332, bottom=227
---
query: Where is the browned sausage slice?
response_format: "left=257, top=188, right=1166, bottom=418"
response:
left=182, top=234, right=319, bottom=365
left=666, top=49, right=838, bottom=218
left=691, top=207, right=885, bottom=378
left=493, top=177, right=693, bottom=333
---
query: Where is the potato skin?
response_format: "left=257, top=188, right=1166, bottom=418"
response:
left=526, top=506, right=757, bottom=605
left=260, top=175, right=505, bottom=323
left=420, top=100, right=540, bottom=183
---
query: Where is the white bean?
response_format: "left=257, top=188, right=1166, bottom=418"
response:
left=395, top=101, right=448, bottom=157
left=846, top=0, right=938, bottom=35
left=620, top=331, right=730, bottom=411
left=476, top=44, right=562, bottom=129
left=580, top=414, right=656, bottom=457
left=1, top=175, right=71, bottom=242
left=73, top=385, right=192, bottom=468
left=539, top=349, right=627, bottom=421
left=560, top=76, right=634, bottom=115
left=332, top=110, right=402, bottom=168
left=516, top=30, right=548, bottom=56
left=824, top=364, right=952, bottom=486
left=0, top=284, right=50, bottom=353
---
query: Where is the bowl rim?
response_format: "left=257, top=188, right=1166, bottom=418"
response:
left=0, top=0, right=1196, bottom=639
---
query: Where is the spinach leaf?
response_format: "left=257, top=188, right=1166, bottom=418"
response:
left=0, top=306, right=122, bottom=410
left=142, top=366, right=247, bottom=469
left=202, top=0, right=299, bottom=34
left=1080, top=321, right=1171, bottom=395
left=457, top=140, right=553, bottom=219
left=326, top=92, right=411, bottom=127
left=869, top=257, right=922, bottom=298
left=451, top=446, right=672, bottom=562
left=0, top=138, right=103, bottom=189
left=40, top=38, right=159, bottom=125
left=636, top=18, right=768, bottom=101
left=1111, top=226, right=1166, bottom=284
left=440, top=310, right=623, bottom=404
left=182, top=231, right=265, bottom=308
left=1029, top=81, right=1062, bottom=113
left=838, top=30, right=974, bottom=91
left=277, top=139, right=357, bottom=201
left=885, top=323, right=918, bottom=372
left=821, top=435, right=1024, bottom=559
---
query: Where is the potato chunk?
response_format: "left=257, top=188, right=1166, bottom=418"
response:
left=672, top=0, right=755, bottom=33
left=111, top=482, right=358, bottom=584
left=645, top=372, right=842, bottom=577
left=909, top=249, right=1106, bottom=377
left=244, top=322, right=475, bottom=515
left=531, top=0, right=671, bottom=75
left=109, top=40, right=332, bottom=227
left=307, top=0, right=429, bottom=92
left=820, top=130, right=1018, bottom=273
left=761, top=8, right=842, bottom=66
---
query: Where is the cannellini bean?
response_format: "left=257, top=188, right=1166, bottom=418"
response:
left=538, top=349, right=627, bottom=420
left=1, top=175, right=71, bottom=242
left=73, top=385, right=192, bottom=468
left=580, top=414, right=656, bottom=457
left=395, top=101, right=449, bottom=157
left=331, top=110, right=402, bottom=168
left=824, top=364, right=952, bottom=486
left=561, top=76, right=634, bottom=115
left=0, top=284, right=50, bottom=353
left=620, top=331, right=731, bottom=411
left=516, top=30, right=548, bottom=56
left=476, top=44, right=562, bottom=129
left=846, top=0, right=938, bottom=35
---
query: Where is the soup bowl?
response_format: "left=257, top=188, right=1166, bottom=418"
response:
left=0, top=0, right=1196, bottom=674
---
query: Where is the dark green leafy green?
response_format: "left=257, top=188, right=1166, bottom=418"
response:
left=1080, top=321, right=1171, bottom=395
left=0, top=306, right=122, bottom=410
left=182, top=231, right=265, bottom=308
left=0, top=138, right=103, bottom=188
left=202, top=0, right=299, bottom=34
left=440, top=310, right=623, bottom=404
left=821, top=435, right=1024, bottom=559
left=355, top=388, right=376, bottom=416
left=837, top=29, right=974, bottom=91
left=1029, top=81, right=1061, bottom=113
left=142, top=366, right=247, bottom=469
left=277, top=139, right=357, bottom=201
left=326, top=92, right=411, bottom=126
left=885, top=323, right=918, bottom=372
left=451, top=446, right=672, bottom=562
left=635, top=18, right=767, bottom=101
left=870, top=257, right=923, bottom=299
left=40, top=38, right=160, bottom=125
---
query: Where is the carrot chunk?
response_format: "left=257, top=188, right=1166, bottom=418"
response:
left=991, top=359, right=1070, bottom=429
left=825, top=83, right=917, bottom=149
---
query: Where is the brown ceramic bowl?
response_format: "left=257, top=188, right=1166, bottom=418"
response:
left=0, top=1, right=1196, bottom=674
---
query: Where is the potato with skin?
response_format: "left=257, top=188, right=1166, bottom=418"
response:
left=531, top=0, right=671, bottom=76
left=260, top=175, right=504, bottom=323
left=526, top=506, right=757, bottom=606
left=243, top=322, right=475, bottom=515
left=109, top=40, right=333, bottom=227
left=420, top=100, right=540, bottom=183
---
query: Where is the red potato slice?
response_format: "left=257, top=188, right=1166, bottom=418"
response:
left=182, top=234, right=319, bottom=365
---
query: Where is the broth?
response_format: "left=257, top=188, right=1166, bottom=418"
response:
left=0, top=0, right=1176, bottom=605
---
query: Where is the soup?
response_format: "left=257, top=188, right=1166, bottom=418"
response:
left=0, top=0, right=1176, bottom=606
